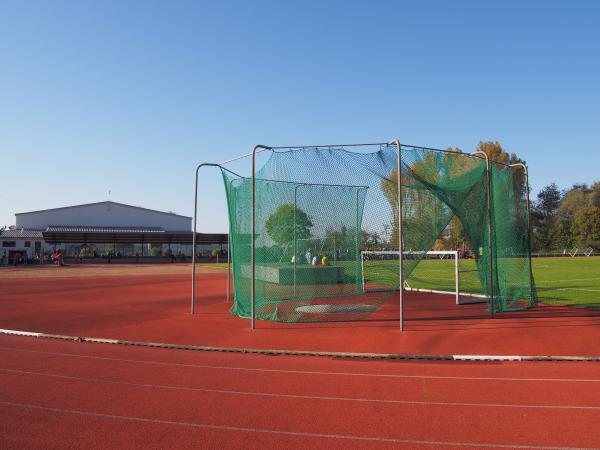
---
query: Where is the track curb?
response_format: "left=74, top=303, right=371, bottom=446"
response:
left=1, top=328, right=599, bottom=362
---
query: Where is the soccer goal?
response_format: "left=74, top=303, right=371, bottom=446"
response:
left=361, top=250, right=486, bottom=305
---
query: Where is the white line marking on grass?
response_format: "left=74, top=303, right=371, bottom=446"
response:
left=0, top=400, right=594, bottom=449
left=1, top=346, right=600, bottom=383
left=536, top=278, right=600, bottom=284
left=2, top=367, right=600, bottom=411
left=556, top=288, right=600, bottom=293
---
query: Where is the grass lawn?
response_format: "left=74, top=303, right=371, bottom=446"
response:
left=364, top=256, right=600, bottom=308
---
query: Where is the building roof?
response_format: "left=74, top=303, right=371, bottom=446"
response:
left=46, top=226, right=164, bottom=233
left=0, top=229, right=44, bottom=239
left=41, top=228, right=227, bottom=245
left=16, top=201, right=192, bottom=220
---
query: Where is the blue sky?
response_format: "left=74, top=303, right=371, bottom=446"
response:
left=1, top=1, right=599, bottom=231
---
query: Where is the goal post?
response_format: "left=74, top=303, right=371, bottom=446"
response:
left=360, top=250, right=486, bottom=305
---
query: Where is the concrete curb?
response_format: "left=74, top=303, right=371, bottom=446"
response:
left=1, top=328, right=599, bottom=362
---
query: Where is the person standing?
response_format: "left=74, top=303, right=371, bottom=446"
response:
left=52, top=249, right=64, bottom=267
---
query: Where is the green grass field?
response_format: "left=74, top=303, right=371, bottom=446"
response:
left=221, top=256, right=600, bottom=308
left=399, top=256, right=600, bottom=307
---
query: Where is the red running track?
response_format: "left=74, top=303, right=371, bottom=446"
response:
left=2, top=333, right=600, bottom=449
left=1, top=268, right=600, bottom=356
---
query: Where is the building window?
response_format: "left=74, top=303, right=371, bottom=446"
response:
left=24, top=241, right=31, bottom=248
left=2, top=241, right=16, bottom=248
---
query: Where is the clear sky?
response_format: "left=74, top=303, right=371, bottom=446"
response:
left=1, top=1, right=599, bottom=232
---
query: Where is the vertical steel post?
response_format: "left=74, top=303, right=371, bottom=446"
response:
left=192, top=163, right=236, bottom=313
left=356, top=188, right=360, bottom=289
left=191, top=164, right=200, bottom=314
left=251, top=145, right=271, bottom=330
left=389, top=140, right=404, bottom=331
left=227, top=231, right=231, bottom=302
left=474, top=151, right=495, bottom=317
left=510, top=163, right=535, bottom=302
left=293, top=185, right=298, bottom=296
left=455, top=251, right=460, bottom=305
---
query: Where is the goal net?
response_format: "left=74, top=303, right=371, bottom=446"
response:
left=361, top=250, right=486, bottom=304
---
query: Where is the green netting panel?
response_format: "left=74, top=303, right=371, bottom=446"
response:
left=222, top=172, right=370, bottom=321
left=490, top=164, right=538, bottom=310
left=221, top=144, right=536, bottom=322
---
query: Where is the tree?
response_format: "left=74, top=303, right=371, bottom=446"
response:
left=548, top=214, right=574, bottom=250
left=590, top=182, right=600, bottom=208
left=536, top=183, right=562, bottom=217
left=211, top=248, right=220, bottom=263
left=448, top=216, right=465, bottom=250
left=265, top=203, right=313, bottom=247
left=532, top=183, right=562, bottom=252
left=475, top=141, right=525, bottom=166
left=572, top=206, right=600, bottom=250
left=360, top=230, right=382, bottom=250
left=559, top=184, right=591, bottom=215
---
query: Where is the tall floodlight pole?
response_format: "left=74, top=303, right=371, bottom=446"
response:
left=251, top=145, right=272, bottom=330
left=389, top=139, right=404, bottom=331
left=474, top=151, right=495, bottom=317
left=510, top=163, right=535, bottom=302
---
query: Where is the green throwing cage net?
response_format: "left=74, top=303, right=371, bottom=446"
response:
left=221, top=143, right=536, bottom=322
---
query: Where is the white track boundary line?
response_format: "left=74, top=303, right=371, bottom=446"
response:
left=2, top=367, right=600, bottom=411
left=1, top=328, right=599, bottom=363
left=0, top=400, right=593, bottom=449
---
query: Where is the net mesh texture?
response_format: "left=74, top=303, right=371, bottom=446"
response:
left=221, top=144, right=537, bottom=322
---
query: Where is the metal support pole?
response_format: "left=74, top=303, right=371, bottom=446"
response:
left=192, top=163, right=242, bottom=314
left=356, top=189, right=361, bottom=289
left=293, top=185, right=298, bottom=297
left=474, top=151, right=495, bottom=317
left=191, top=164, right=201, bottom=314
left=389, top=139, right=404, bottom=331
left=227, top=231, right=231, bottom=302
left=251, top=145, right=272, bottom=330
left=455, top=250, right=460, bottom=305
left=510, top=163, right=535, bottom=302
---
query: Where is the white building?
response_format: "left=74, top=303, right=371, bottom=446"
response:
left=1, top=201, right=226, bottom=264
left=15, top=201, right=191, bottom=231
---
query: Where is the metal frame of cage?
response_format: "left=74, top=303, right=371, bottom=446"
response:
left=191, top=140, right=534, bottom=332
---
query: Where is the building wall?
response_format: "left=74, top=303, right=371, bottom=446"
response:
left=16, top=202, right=191, bottom=231
left=1, top=237, right=49, bottom=261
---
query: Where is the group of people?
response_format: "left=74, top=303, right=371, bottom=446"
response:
left=1, top=251, right=29, bottom=266
left=291, top=250, right=329, bottom=266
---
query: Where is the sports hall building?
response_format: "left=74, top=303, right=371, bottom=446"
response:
left=0, top=201, right=227, bottom=264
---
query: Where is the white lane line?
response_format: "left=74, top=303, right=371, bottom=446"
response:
left=2, top=367, right=600, bottom=411
left=0, top=400, right=593, bottom=449
left=1, top=346, right=600, bottom=383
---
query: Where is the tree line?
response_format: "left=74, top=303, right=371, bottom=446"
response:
left=532, top=181, right=600, bottom=253
left=433, top=141, right=599, bottom=254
